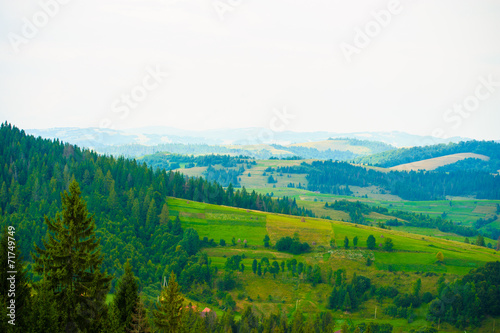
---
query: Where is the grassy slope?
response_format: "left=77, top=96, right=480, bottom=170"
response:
left=165, top=197, right=500, bottom=331
left=238, top=159, right=311, bottom=189
left=251, top=187, right=500, bottom=230
left=388, top=153, right=490, bottom=172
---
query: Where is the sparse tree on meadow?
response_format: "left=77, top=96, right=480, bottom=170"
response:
left=436, top=252, right=444, bottom=263
left=383, top=238, right=394, bottom=251
left=367, top=235, right=376, bottom=250
left=344, top=236, right=349, bottom=249
left=330, top=237, right=336, bottom=248
left=263, top=234, right=270, bottom=248
left=476, top=234, right=485, bottom=247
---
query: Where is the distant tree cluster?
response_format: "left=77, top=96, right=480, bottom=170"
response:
left=275, top=235, right=310, bottom=255
left=327, top=273, right=372, bottom=312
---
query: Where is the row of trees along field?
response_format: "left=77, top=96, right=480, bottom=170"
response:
left=274, top=160, right=500, bottom=200
left=325, top=200, right=481, bottom=238
left=140, top=153, right=254, bottom=171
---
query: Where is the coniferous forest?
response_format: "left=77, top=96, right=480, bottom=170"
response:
left=1, top=122, right=500, bottom=332
left=0, top=123, right=320, bottom=332
left=275, top=160, right=500, bottom=200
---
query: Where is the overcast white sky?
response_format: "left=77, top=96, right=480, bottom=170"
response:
left=1, top=0, right=499, bottom=139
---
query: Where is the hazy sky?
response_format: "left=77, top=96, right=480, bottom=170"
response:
left=1, top=0, right=499, bottom=139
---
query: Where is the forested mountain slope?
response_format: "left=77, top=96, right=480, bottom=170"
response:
left=0, top=123, right=311, bottom=291
left=356, top=141, right=500, bottom=172
left=1, top=122, right=500, bottom=332
left=272, top=160, right=500, bottom=200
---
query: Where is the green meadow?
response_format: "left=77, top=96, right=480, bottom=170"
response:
left=164, top=196, right=499, bottom=331
left=166, top=196, right=499, bottom=276
left=250, top=187, right=500, bottom=232
left=166, top=198, right=496, bottom=312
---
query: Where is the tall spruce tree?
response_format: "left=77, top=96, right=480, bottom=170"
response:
left=113, top=260, right=139, bottom=331
left=33, top=180, right=112, bottom=332
left=153, top=271, right=184, bottom=333
left=129, top=297, right=151, bottom=333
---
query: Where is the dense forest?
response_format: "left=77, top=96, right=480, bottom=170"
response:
left=0, top=179, right=338, bottom=332
left=140, top=153, right=253, bottom=187
left=427, top=261, right=500, bottom=328
left=140, top=153, right=254, bottom=171
left=278, top=160, right=500, bottom=200
left=434, top=158, right=495, bottom=173
left=356, top=140, right=500, bottom=172
left=0, top=123, right=314, bottom=291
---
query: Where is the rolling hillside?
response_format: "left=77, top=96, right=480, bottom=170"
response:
left=389, top=153, right=490, bottom=172
left=165, top=197, right=500, bottom=331
left=356, top=140, right=500, bottom=173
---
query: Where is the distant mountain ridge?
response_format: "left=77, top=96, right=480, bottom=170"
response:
left=26, top=126, right=469, bottom=149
